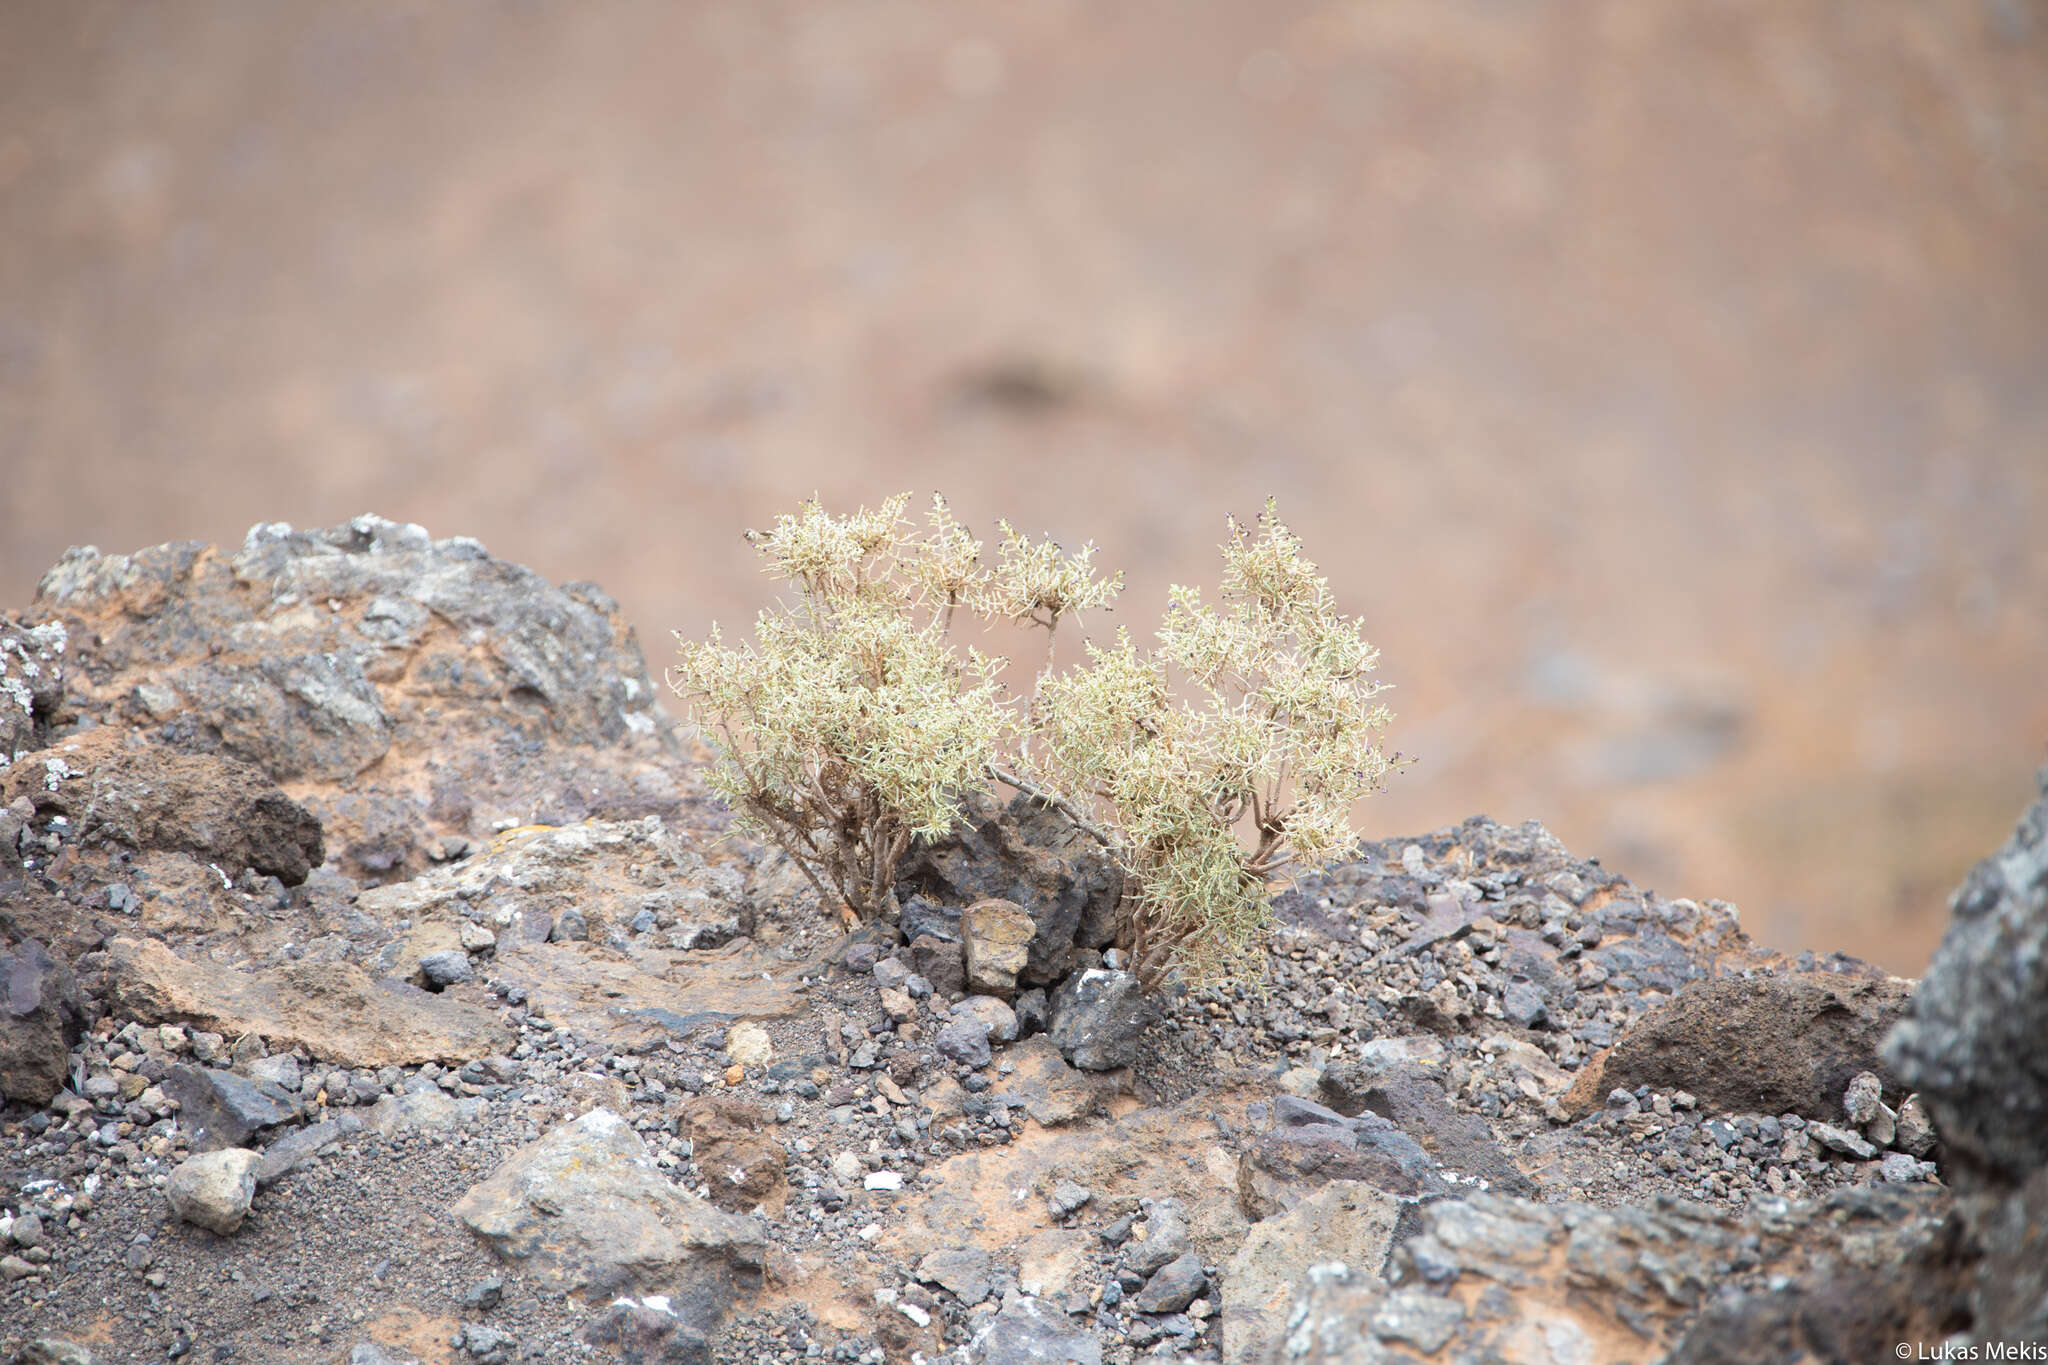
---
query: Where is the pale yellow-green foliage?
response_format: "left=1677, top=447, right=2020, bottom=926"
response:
left=981, top=519, right=1125, bottom=637
left=671, top=493, right=1394, bottom=989
left=1029, top=500, right=1394, bottom=985
left=669, top=494, right=1014, bottom=920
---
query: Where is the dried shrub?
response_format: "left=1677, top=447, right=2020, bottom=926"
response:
left=671, top=494, right=1395, bottom=986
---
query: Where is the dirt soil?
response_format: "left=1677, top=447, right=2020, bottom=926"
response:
left=3, top=0, right=2046, bottom=972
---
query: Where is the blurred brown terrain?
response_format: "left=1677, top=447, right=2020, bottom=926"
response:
left=2, top=1, right=2044, bottom=973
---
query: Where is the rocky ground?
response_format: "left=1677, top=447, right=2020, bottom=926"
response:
left=1, top=518, right=2042, bottom=1364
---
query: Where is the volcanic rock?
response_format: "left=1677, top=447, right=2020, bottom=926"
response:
left=1319, top=1059, right=1536, bottom=1196
left=1886, top=764, right=2048, bottom=1178
left=165, top=1148, right=262, bottom=1235
left=1578, top=971, right=1913, bottom=1121
left=98, top=936, right=510, bottom=1068
left=0, top=938, right=83, bottom=1106
left=1047, top=968, right=1155, bottom=1072
left=163, top=1063, right=298, bottom=1152
left=898, top=792, right=1124, bottom=984
left=33, top=517, right=682, bottom=885
left=452, top=1108, right=765, bottom=1317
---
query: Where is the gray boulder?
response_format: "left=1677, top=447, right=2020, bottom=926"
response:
left=417, top=949, right=474, bottom=988
left=1133, top=1250, right=1206, bottom=1313
left=909, top=935, right=966, bottom=998
left=1047, top=969, right=1156, bottom=1071
left=1883, top=764, right=2048, bottom=1342
left=1124, top=1199, right=1194, bottom=1277
left=451, top=1108, right=764, bottom=1326
left=898, top=895, right=961, bottom=944
left=1237, top=1109, right=1440, bottom=1220
left=1012, top=987, right=1051, bottom=1038
left=952, top=995, right=1019, bottom=1044
left=969, top=1293, right=1102, bottom=1365
left=1319, top=1059, right=1536, bottom=1196
left=165, top=1147, right=262, bottom=1235
left=916, top=1245, right=994, bottom=1306
left=163, top=1063, right=298, bottom=1153
left=936, top=1016, right=993, bottom=1069
left=245, top=1052, right=302, bottom=1092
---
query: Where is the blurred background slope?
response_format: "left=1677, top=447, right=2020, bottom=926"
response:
left=2, top=0, right=2043, bottom=971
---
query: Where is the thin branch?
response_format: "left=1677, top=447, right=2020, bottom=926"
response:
left=984, top=763, right=1119, bottom=850
left=873, top=834, right=891, bottom=916
left=1245, top=848, right=1291, bottom=878
left=746, top=799, right=847, bottom=921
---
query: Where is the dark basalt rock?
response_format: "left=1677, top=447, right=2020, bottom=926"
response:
left=1883, top=765, right=2048, bottom=1343
left=1886, top=764, right=2048, bottom=1180
left=1596, top=971, right=1913, bottom=1122
left=897, top=792, right=1124, bottom=986
left=1047, top=968, right=1156, bottom=1072
left=0, top=938, right=84, bottom=1106
left=1237, top=1108, right=1443, bottom=1219
left=1319, top=1059, right=1537, bottom=1197
left=163, top=1062, right=299, bottom=1152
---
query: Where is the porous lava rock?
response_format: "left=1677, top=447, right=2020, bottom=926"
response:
left=32, top=516, right=687, bottom=884
left=1, top=728, right=323, bottom=884
left=898, top=792, right=1124, bottom=985
left=1575, top=971, right=1913, bottom=1121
